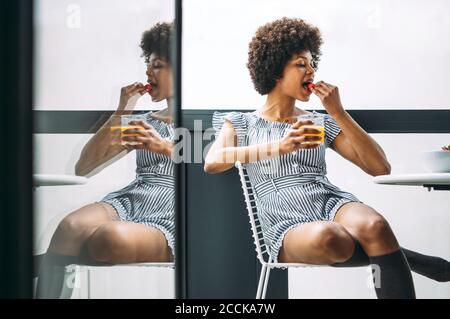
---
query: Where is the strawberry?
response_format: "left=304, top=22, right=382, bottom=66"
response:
left=144, top=84, right=153, bottom=93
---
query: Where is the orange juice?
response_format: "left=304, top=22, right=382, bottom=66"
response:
left=110, top=125, right=145, bottom=137
left=302, top=125, right=324, bottom=143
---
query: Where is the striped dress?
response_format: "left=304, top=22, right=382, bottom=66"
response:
left=212, top=110, right=362, bottom=263
left=100, top=111, right=175, bottom=255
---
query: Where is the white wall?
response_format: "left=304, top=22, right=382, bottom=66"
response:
left=34, top=134, right=174, bottom=298
left=183, top=0, right=450, bottom=109
left=35, top=0, right=174, bottom=110
left=289, top=133, right=450, bottom=299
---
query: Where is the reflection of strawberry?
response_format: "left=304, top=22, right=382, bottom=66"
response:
left=144, top=84, right=153, bottom=93
left=441, top=145, right=450, bottom=151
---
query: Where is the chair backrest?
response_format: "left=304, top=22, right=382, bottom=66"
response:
left=235, top=161, right=272, bottom=265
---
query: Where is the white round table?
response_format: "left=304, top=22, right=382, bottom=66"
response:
left=33, top=174, right=89, bottom=187
left=373, top=173, right=450, bottom=191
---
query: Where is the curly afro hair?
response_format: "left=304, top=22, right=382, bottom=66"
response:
left=247, top=17, right=323, bottom=95
left=140, top=22, right=173, bottom=63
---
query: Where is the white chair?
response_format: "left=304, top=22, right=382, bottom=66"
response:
left=235, top=161, right=327, bottom=299
left=64, top=262, right=174, bottom=299
left=35, top=214, right=175, bottom=299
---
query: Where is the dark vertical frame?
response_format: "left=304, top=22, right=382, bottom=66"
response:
left=174, top=0, right=186, bottom=299
left=0, top=0, right=34, bottom=298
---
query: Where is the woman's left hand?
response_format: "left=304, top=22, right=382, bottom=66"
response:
left=311, top=81, right=345, bottom=118
left=121, top=120, right=172, bottom=156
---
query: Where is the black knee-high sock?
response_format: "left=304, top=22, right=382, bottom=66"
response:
left=402, top=248, right=450, bottom=282
left=330, top=242, right=450, bottom=283
left=35, top=252, right=80, bottom=299
left=369, top=249, right=415, bottom=299
left=331, top=241, right=369, bottom=268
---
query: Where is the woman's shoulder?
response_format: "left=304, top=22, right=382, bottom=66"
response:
left=144, top=110, right=173, bottom=126
left=212, top=110, right=254, bottom=122
left=212, top=111, right=255, bottom=133
left=212, top=110, right=253, bottom=117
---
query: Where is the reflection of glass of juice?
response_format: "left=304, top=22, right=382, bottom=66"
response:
left=297, top=114, right=325, bottom=144
left=110, top=115, right=146, bottom=145
left=110, top=125, right=145, bottom=137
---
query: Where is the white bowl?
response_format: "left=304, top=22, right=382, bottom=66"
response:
left=421, top=151, right=450, bottom=173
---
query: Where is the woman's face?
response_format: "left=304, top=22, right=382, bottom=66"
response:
left=146, top=53, right=173, bottom=102
left=275, top=50, right=316, bottom=102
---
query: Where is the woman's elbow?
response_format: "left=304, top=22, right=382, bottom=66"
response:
left=204, top=151, right=221, bottom=174
left=75, top=161, right=90, bottom=177
left=203, top=161, right=222, bottom=174
left=204, top=148, right=235, bottom=174
left=203, top=157, right=233, bottom=174
left=384, top=162, right=392, bottom=175
left=75, top=167, right=87, bottom=177
left=371, top=162, right=391, bottom=176
left=380, top=159, right=391, bottom=175
left=203, top=163, right=215, bottom=174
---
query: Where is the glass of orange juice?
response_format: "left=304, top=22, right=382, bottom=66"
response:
left=297, top=113, right=325, bottom=144
left=110, top=114, right=146, bottom=146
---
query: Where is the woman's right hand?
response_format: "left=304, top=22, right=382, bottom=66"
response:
left=116, top=82, right=148, bottom=112
left=280, top=120, right=323, bottom=153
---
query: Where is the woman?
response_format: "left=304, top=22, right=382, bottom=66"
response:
left=36, top=22, right=175, bottom=298
left=205, top=18, right=449, bottom=299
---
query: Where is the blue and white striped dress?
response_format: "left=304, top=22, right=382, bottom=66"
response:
left=213, top=110, right=362, bottom=262
left=100, top=111, right=175, bottom=256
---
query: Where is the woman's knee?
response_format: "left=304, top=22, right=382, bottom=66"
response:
left=357, top=214, right=395, bottom=243
left=310, top=223, right=355, bottom=263
left=87, top=223, right=134, bottom=263
left=50, top=213, right=89, bottom=247
left=55, top=214, right=81, bottom=235
left=49, top=203, right=118, bottom=253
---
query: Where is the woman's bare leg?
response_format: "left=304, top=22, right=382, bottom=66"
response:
left=86, top=222, right=172, bottom=263
left=36, top=202, right=119, bottom=298
left=48, top=202, right=120, bottom=256
left=333, top=202, right=415, bottom=299
left=278, top=221, right=355, bottom=264
left=333, top=202, right=399, bottom=256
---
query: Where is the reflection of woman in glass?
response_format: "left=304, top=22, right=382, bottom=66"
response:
left=37, top=22, right=175, bottom=298
left=205, top=18, right=449, bottom=299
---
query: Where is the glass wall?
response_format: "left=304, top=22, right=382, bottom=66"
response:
left=33, top=0, right=176, bottom=299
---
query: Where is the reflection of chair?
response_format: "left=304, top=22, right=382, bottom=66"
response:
left=34, top=211, right=174, bottom=298
left=65, top=262, right=174, bottom=299
left=235, top=161, right=326, bottom=299
left=34, top=200, right=175, bottom=298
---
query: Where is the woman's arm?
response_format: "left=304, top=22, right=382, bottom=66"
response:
left=75, top=83, right=147, bottom=176
left=120, top=120, right=174, bottom=157
left=204, top=119, right=322, bottom=174
left=331, top=112, right=391, bottom=176
left=75, top=113, right=130, bottom=176
left=312, top=81, right=391, bottom=176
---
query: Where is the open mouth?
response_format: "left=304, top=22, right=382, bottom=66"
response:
left=302, top=80, right=314, bottom=92
left=146, top=80, right=157, bottom=93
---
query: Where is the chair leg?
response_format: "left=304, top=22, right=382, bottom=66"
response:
left=256, top=264, right=267, bottom=299
left=261, top=267, right=271, bottom=299
left=87, top=268, right=91, bottom=299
